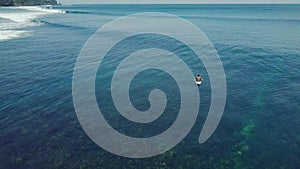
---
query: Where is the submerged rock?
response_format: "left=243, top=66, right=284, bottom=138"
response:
left=240, top=120, right=255, bottom=138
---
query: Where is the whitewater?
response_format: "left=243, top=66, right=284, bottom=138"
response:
left=0, top=6, right=64, bottom=41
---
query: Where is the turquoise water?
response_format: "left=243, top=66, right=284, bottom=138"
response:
left=0, top=4, right=300, bottom=169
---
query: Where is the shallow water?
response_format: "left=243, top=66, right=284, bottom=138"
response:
left=0, top=4, right=299, bottom=169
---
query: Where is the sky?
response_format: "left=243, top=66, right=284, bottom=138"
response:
left=60, top=0, right=300, bottom=5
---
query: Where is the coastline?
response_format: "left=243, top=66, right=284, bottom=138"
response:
left=0, top=0, right=61, bottom=7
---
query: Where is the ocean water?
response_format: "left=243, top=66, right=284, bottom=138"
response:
left=0, top=4, right=300, bottom=169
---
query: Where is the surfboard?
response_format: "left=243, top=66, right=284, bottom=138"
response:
left=195, top=80, right=202, bottom=85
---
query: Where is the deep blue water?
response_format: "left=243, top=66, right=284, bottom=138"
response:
left=0, top=4, right=300, bottom=169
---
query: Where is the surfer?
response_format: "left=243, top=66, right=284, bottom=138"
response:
left=195, top=74, right=202, bottom=85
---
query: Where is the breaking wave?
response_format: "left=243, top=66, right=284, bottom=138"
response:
left=0, top=6, right=65, bottom=41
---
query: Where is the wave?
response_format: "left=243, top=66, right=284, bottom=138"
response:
left=0, top=6, right=65, bottom=41
left=32, top=19, right=90, bottom=30
left=12, top=6, right=65, bottom=14
left=64, top=10, right=123, bottom=16
left=64, top=10, right=92, bottom=14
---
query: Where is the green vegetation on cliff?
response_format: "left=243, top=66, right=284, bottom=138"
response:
left=0, top=0, right=59, bottom=6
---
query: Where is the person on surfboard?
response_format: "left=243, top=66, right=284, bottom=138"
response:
left=195, top=74, right=202, bottom=85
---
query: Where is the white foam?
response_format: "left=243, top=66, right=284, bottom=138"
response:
left=0, top=6, right=64, bottom=41
left=0, top=30, right=31, bottom=41
left=18, top=6, right=65, bottom=14
left=0, top=12, right=41, bottom=23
